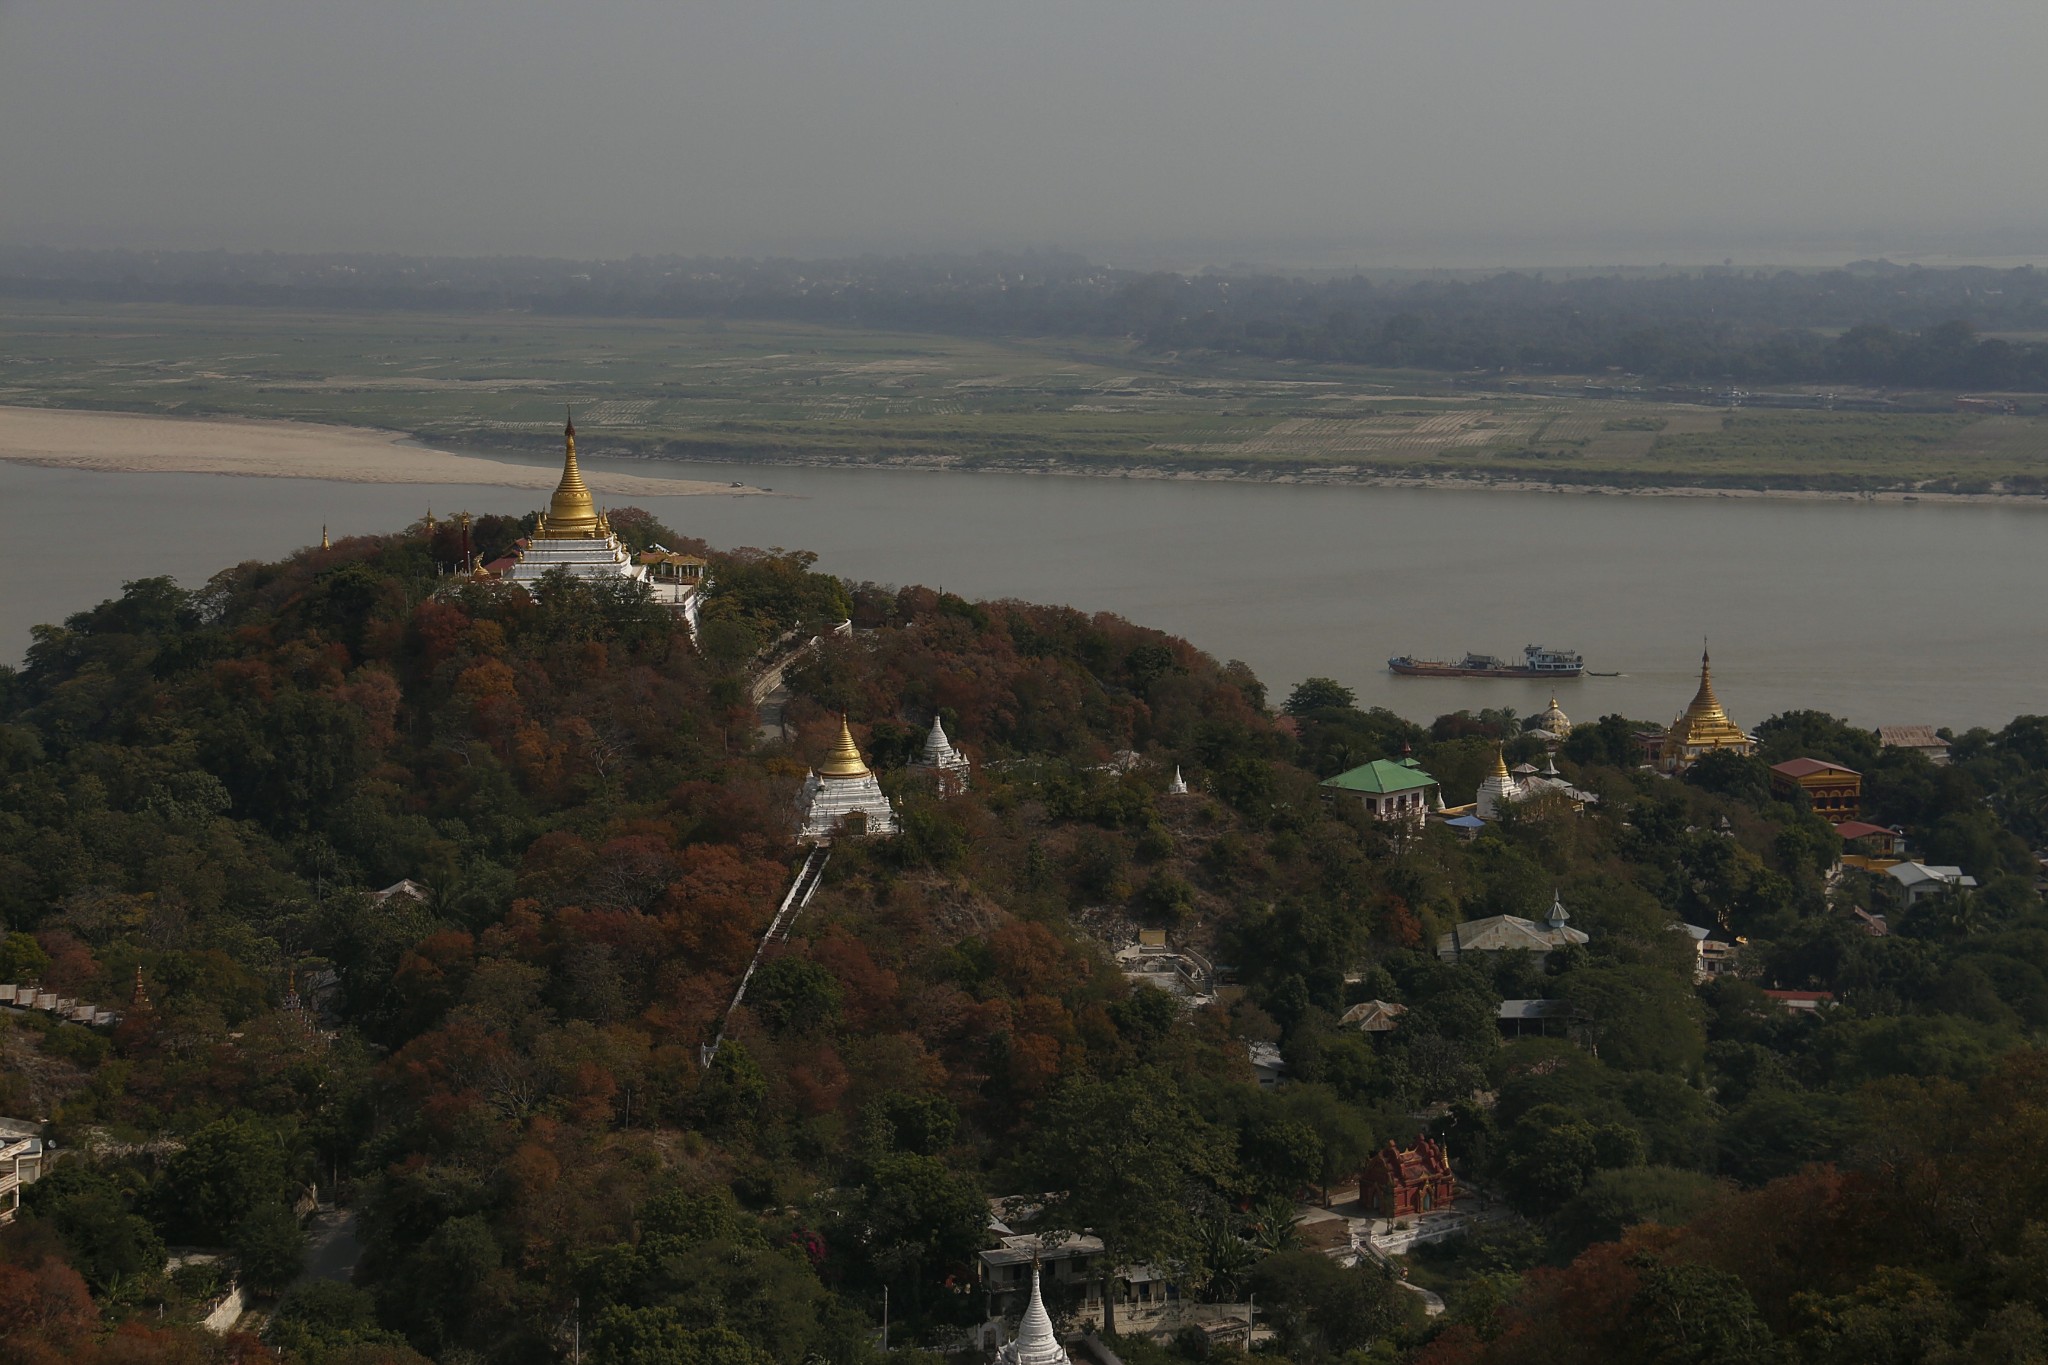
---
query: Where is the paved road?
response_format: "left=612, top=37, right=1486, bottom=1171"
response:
left=301, top=1208, right=361, bottom=1284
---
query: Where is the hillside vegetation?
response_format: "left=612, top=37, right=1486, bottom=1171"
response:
left=3, top=517, right=2048, bottom=1362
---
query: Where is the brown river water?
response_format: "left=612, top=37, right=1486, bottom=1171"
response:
left=4, top=453, right=2042, bottom=731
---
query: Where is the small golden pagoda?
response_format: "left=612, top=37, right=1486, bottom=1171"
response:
left=1663, top=649, right=1754, bottom=771
left=796, top=715, right=898, bottom=841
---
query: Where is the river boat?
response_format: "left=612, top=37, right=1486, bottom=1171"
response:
left=1388, top=645, right=1585, bottom=679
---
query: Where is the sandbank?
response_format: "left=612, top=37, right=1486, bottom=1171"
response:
left=0, top=406, right=766, bottom=497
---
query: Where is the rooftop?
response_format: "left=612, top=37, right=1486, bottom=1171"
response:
left=1322, top=758, right=1438, bottom=795
left=1771, top=757, right=1859, bottom=778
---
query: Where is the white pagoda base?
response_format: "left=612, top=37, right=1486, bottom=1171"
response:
left=796, top=770, right=898, bottom=842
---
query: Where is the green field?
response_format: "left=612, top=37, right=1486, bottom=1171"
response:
left=4, top=302, right=2047, bottom=492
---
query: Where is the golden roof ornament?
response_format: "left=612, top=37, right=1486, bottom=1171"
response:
left=537, top=407, right=601, bottom=539
left=1491, top=745, right=1510, bottom=780
left=320, top=525, right=330, bottom=550
left=818, top=715, right=872, bottom=778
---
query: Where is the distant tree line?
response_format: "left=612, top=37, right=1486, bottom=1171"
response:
left=8, top=246, right=2048, bottom=391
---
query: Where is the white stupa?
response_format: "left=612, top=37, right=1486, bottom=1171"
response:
left=1476, top=747, right=1523, bottom=822
left=1000, top=1263, right=1070, bottom=1365
left=1167, top=766, right=1189, bottom=795
left=910, top=716, right=972, bottom=793
left=796, top=716, right=899, bottom=842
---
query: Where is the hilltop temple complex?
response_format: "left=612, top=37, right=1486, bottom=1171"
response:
left=495, top=413, right=704, bottom=635
left=796, top=717, right=900, bottom=842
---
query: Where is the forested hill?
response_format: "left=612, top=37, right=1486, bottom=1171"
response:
left=6, top=515, right=2048, bottom=1362
left=8, top=245, right=2048, bottom=390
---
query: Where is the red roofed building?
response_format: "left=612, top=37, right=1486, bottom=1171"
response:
left=1359, top=1138, right=1455, bottom=1219
left=1769, top=758, right=1862, bottom=822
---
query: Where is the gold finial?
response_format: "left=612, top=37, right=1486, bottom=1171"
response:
left=1492, top=745, right=1510, bottom=779
left=818, top=714, right=872, bottom=778
left=535, top=408, right=600, bottom=539
left=320, top=525, right=329, bottom=550
left=425, top=507, right=436, bottom=534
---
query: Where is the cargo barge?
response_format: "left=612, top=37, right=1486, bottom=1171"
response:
left=1388, top=645, right=1584, bottom=679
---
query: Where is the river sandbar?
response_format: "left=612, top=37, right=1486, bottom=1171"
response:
left=0, top=406, right=766, bottom=497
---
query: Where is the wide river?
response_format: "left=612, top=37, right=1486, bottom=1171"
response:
left=3, top=453, right=2041, bottom=731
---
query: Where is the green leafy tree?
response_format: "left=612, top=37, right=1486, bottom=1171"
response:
left=1285, top=678, right=1357, bottom=715
left=1249, top=1250, right=1413, bottom=1360
left=152, top=1117, right=289, bottom=1243
left=232, top=1201, right=308, bottom=1295
left=1027, top=1070, right=1231, bottom=1333
left=1630, top=1258, right=1778, bottom=1365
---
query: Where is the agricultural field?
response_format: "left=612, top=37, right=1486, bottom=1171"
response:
left=4, top=301, right=2048, bottom=491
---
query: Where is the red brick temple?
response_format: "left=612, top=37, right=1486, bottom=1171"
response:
left=1359, top=1138, right=1456, bottom=1218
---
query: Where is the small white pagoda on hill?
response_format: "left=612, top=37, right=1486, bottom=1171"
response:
left=910, top=717, right=972, bottom=794
left=796, top=717, right=899, bottom=842
left=999, top=1263, right=1071, bottom=1365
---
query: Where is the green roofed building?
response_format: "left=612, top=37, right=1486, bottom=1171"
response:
left=1321, top=758, right=1440, bottom=826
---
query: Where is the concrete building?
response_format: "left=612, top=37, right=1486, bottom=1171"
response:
left=1769, top=758, right=1862, bottom=822
left=1321, top=758, right=1440, bottom=825
left=1437, top=893, right=1589, bottom=962
left=1888, top=861, right=1978, bottom=906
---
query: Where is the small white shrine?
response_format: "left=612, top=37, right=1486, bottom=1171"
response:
left=909, top=717, right=972, bottom=793
left=796, top=717, right=899, bottom=842
left=1166, top=766, right=1189, bottom=795
left=999, top=1263, right=1071, bottom=1365
left=1476, top=748, right=1522, bottom=821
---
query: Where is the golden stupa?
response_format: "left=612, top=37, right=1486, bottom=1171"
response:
left=818, top=715, right=873, bottom=778
left=533, top=409, right=604, bottom=540
left=1665, top=649, right=1753, bottom=767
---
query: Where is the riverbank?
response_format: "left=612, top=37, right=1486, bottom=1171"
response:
left=519, top=439, right=2048, bottom=508
left=0, top=406, right=769, bottom=497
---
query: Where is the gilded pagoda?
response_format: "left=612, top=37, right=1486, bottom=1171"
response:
left=1660, top=649, right=1754, bottom=772
left=497, top=412, right=703, bottom=634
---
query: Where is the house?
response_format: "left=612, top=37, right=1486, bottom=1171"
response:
left=980, top=1231, right=1107, bottom=1322
left=1496, top=998, right=1577, bottom=1039
left=1339, top=999, right=1407, bottom=1033
left=1852, top=907, right=1890, bottom=937
left=1115, top=932, right=1214, bottom=1002
left=1358, top=1138, right=1456, bottom=1219
left=1437, top=894, right=1589, bottom=962
left=1247, top=1042, right=1288, bottom=1088
left=1888, top=862, right=1978, bottom=907
left=0, top=1122, right=47, bottom=1226
left=1673, top=923, right=1742, bottom=983
left=1835, top=821, right=1907, bottom=872
left=1878, top=725, right=1950, bottom=765
left=1321, top=759, right=1440, bottom=825
left=1769, top=759, right=1862, bottom=822
left=371, top=879, right=431, bottom=904
left=1762, top=989, right=1835, bottom=1013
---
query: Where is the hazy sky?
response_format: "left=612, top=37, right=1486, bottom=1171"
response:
left=3, top=0, right=2045, bottom=265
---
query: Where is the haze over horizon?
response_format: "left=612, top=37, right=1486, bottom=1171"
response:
left=4, top=0, right=2047, bottom=269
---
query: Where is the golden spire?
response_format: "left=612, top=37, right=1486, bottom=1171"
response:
left=818, top=715, right=872, bottom=778
left=1669, top=644, right=1750, bottom=751
left=320, top=525, right=330, bottom=550
left=536, top=406, right=601, bottom=539
left=1491, top=745, right=1510, bottom=780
